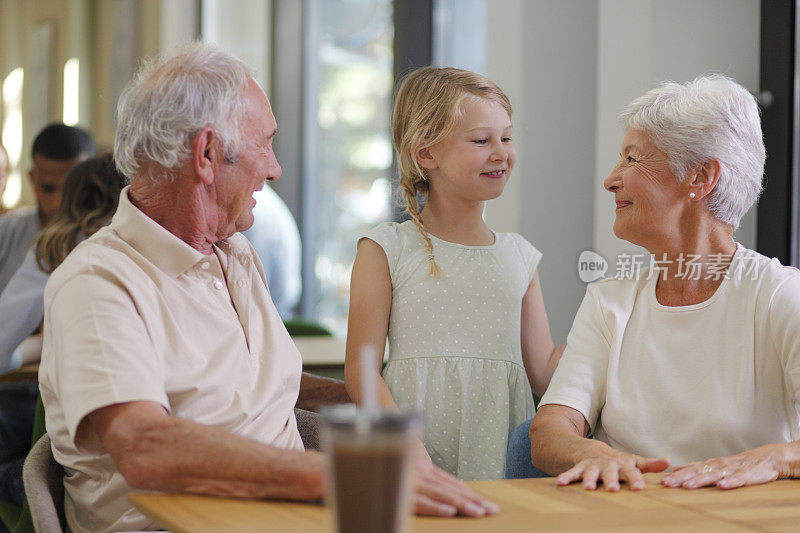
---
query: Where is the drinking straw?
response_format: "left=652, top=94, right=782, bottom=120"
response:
left=358, top=345, right=379, bottom=434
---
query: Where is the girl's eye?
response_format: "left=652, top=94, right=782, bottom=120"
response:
left=473, top=139, right=488, bottom=145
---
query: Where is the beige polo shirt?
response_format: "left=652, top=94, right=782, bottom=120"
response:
left=39, top=187, right=304, bottom=533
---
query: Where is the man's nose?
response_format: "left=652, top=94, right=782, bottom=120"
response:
left=268, top=157, right=282, bottom=181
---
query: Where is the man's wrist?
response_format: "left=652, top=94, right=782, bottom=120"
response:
left=777, top=441, right=800, bottom=478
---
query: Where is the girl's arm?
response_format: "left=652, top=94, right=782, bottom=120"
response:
left=344, top=238, right=399, bottom=410
left=345, top=239, right=499, bottom=517
left=344, top=239, right=432, bottom=460
left=520, top=270, right=564, bottom=397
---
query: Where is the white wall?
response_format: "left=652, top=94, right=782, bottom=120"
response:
left=594, top=0, right=761, bottom=265
left=486, top=0, right=761, bottom=343
left=487, top=0, right=598, bottom=343
left=201, top=0, right=272, bottom=91
left=484, top=0, right=526, bottom=237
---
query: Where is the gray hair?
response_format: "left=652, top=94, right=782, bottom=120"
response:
left=114, top=42, right=255, bottom=182
left=621, top=74, right=765, bottom=228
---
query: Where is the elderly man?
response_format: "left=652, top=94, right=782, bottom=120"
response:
left=39, top=43, right=496, bottom=532
left=0, top=123, right=94, bottom=293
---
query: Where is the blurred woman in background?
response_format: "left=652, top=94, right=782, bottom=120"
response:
left=0, top=153, right=125, bottom=511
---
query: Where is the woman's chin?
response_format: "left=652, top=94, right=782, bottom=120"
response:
left=612, top=221, right=628, bottom=241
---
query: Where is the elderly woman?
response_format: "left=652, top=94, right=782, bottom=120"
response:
left=527, top=74, right=800, bottom=491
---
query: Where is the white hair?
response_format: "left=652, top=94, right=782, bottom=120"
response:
left=114, top=42, right=255, bottom=182
left=621, top=74, right=765, bottom=228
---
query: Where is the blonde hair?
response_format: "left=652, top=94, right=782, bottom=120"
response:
left=392, top=66, right=511, bottom=276
left=36, top=153, right=126, bottom=272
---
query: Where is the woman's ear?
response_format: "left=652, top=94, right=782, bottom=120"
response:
left=687, top=159, right=721, bottom=200
left=415, top=147, right=438, bottom=170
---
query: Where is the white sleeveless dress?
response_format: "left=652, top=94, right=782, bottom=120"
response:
left=361, top=221, right=540, bottom=480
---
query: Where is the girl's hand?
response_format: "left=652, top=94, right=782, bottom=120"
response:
left=412, top=458, right=499, bottom=517
left=661, top=443, right=800, bottom=489
left=413, top=439, right=433, bottom=467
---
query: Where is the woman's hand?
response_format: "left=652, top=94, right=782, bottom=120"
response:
left=531, top=404, right=668, bottom=491
left=661, top=443, right=800, bottom=490
left=557, top=448, right=669, bottom=491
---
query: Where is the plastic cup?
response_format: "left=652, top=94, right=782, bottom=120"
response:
left=321, top=406, right=420, bottom=533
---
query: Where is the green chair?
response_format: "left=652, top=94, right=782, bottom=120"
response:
left=283, top=318, right=333, bottom=337
left=0, top=395, right=46, bottom=533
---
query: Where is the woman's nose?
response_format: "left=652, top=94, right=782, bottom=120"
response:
left=604, top=165, right=623, bottom=191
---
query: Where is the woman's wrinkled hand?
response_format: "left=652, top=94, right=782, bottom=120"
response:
left=557, top=449, right=670, bottom=491
left=661, top=443, right=798, bottom=490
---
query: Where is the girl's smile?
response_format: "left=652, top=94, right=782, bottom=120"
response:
left=419, top=97, right=515, bottom=204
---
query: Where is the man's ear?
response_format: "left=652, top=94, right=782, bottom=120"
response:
left=415, top=146, right=438, bottom=171
left=27, top=169, right=35, bottom=186
left=192, top=127, right=217, bottom=185
left=687, top=159, right=721, bottom=200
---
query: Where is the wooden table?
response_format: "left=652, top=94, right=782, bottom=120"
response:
left=129, top=473, right=800, bottom=532
left=0, top=363, right=39, bottom=383
left=293, top=336, right=387, bottom=367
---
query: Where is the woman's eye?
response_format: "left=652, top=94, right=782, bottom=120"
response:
left=626, top=156, right=637, bottom=163
left=502, top=137, right=512, bottom=143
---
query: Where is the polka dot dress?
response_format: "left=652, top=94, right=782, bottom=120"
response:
left=360, top=221, right=541, bottom=480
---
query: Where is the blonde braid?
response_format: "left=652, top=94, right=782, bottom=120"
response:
left=399, top=176, right=440, bottom=277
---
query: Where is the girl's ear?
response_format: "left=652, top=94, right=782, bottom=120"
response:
left=416, top=147, right=438, bottom=170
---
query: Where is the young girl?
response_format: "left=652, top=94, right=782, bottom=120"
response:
left=345, top=67, right=562, bottom=480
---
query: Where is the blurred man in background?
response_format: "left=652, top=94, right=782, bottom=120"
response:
left=0, top=123, right=95, bottom=293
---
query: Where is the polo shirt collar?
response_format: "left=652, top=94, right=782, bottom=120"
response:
left=111, top=186, right=208, bottom=277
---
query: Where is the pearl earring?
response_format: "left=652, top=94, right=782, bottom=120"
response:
left=689, top=192, right=696, bottom=199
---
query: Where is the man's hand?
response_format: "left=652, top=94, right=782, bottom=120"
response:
left=557, top=448, right=669, bottom=491
left=661, top=443, right=800, bottom=490
left=412, top=459, right=499, bottom=517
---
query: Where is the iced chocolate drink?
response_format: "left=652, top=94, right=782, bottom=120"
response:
left=322, top=407, right=420, bottom=533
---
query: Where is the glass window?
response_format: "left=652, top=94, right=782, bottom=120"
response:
left=302, top=0, right=394, bottom=335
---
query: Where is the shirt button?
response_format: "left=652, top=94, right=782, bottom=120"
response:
left=214, top=280, right=224, bottom=290
left=236, top=280, right=245, bottom=288
left=201, top=262, right=210, bottom=270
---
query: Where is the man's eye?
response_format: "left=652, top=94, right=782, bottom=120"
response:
left=39, top=185, right=56, bottom=193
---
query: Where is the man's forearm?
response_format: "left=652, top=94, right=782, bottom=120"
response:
left=91, top=402, right=325, bottom=500
left=296, top=371, right=351, bottom=412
